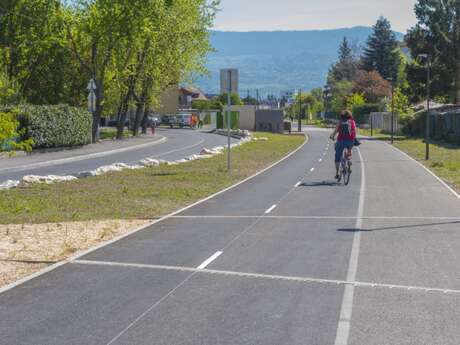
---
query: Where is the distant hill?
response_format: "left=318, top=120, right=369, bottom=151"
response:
left=195, top=27, right=404, bottom=96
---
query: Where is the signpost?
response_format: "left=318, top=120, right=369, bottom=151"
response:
left=227, top=70, right=232, bottom=172
left=87, top=78, right=98, bottom=140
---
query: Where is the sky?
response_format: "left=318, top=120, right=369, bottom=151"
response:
left=214, top=0, right=418, bottom=34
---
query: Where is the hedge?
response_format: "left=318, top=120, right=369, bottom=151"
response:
left=15, top=104, right=92, bottom=148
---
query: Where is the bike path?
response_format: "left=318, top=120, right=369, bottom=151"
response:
left=1, top=128, right=459, bottom=345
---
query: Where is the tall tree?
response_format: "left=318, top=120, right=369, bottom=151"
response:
left=406, top=0, right=460, bottom=103
left=328, top=37, right=358, bottom=85
left=362, top=17, right=401, bottom=81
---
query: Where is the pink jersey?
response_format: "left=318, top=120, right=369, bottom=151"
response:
left=337, top=119, right=356, bottom=141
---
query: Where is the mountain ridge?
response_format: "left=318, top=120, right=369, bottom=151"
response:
left=195, top=27, right=404, bottom=95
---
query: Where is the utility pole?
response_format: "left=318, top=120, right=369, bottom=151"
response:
left=418, top=54, right=431, bottom=160
left=227, top=70, right=232, bottom=172
left=388, top=78, right=395, bottom=144
left=298, top=89, right=302, bottom=132
left=256, top=89, right=259, bottom=110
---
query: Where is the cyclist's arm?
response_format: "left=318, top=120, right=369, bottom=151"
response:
left=330, top=124, right=339, bottom=140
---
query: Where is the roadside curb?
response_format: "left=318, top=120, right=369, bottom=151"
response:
left=0, top=134, right=309, bottom=295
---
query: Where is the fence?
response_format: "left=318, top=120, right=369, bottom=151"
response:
left=370, top=112, right=401, bottom=134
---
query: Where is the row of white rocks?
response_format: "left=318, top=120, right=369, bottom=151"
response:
left=0, top=135, right=253, bottom=191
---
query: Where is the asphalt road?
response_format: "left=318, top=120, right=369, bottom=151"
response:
left=0, top=128, right=236, bottom=182
left=1, top=128, right=459, bottom=345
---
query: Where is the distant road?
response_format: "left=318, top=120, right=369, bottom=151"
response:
left=0, top=129, right=235, bottom=182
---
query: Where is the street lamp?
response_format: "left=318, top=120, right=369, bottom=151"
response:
left=387, top=77, right=395, bottom=144
left=298, top=89, right=302, bottom=132
left=418, top=53, right=431, bottom=160
left=227, top=70, right=232, bottom=172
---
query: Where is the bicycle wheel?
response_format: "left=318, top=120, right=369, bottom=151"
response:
left=343, top=161, right=351, bottom=185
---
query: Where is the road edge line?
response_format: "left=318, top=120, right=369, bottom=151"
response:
left=0, top=134, right=309, bottom=295
left=386, top=142, right=460, bottom=199
left=334, top=147, right=366, bottom=345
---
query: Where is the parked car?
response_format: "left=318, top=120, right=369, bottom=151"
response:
left=107, top=119, right=130, bottom=127
left=147, top=116, right=161, bottom=127
left=168, top=116, right=177, bottom=128
left=177, top=114, right=192, bottom=128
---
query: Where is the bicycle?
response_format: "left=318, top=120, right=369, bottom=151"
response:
left=336, top=144, right=353, bottom=186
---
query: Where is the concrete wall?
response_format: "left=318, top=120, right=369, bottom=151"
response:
left=255, top=109, right=284, bottom=134
left=230, top=105, right=256, bottom=131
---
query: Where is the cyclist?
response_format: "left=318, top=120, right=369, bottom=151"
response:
left=330, top=110, right=357, bottom=180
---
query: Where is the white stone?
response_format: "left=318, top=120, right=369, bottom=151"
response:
left=0, top=180, right=20, bottom=190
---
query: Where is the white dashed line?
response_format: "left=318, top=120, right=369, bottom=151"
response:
left=197, top=251, right=223, bottom=270
left=319, top=158, right=323, bottom=162
left=295, top=181, right=301, bottom=187
left=265, top=204, right=277, bottom=214
left=310, top=168, right=315, bottom=172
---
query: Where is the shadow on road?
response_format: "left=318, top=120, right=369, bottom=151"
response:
left=338, top=220, right=460, bottom=233
left=300, top=180, right=341, bottom=187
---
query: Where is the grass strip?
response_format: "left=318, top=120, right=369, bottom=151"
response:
left=0, top=133, right=305, bottom=224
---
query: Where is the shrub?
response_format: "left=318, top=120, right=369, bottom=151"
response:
left=16, top=104, right=92, bottom=148
left=0, top=108, right=34, bottom=154
left=352, top=103, right=381, bottom=124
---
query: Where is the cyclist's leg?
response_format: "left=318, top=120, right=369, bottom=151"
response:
left=335, top=142, right=344, bottom=178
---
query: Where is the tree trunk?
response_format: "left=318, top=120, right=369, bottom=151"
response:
left=92, top=84, right=103, bottom=143
left=133, top=87, right=149, bottom=136
left=456, top=61, right=460, bottom=105
left=116, top=93, right=130, bottom=140
left=141, top=100, right=151, bottom=134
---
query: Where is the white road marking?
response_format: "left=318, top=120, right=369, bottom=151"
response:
left=295, top=181, right=302, bottom=187
left=73, top=260, right=460, bottom=295
left=319, top=158, right=323, bottom=162
left=265, top=204, right=277, bottom=214
left=334, top=147, right=366, bottom=345
left=197, top=251, right=223, bottom=270
left=169, top=215, right=460, bottom=220
left=310, top=167, right=315, bottom=172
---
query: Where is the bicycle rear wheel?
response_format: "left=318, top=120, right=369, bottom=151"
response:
left=343, top=162, right=351, bottom=185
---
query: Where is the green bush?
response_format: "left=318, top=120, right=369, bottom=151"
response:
left=16, top=104, right=92, bottom=148
left=0, top=108, right=34, bottom=153
left=352, top=103, right=381, bottom=124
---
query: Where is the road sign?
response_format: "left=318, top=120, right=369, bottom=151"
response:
left=87, top=78, right=97, bottom=91
left=88, top=90, right=96, bottom=113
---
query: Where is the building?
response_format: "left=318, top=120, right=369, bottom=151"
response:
left=255, top=109, right=284, bottom=134
left=156, top=86, right=208, bottom=114
left=220, top=69, right=239, bottom=94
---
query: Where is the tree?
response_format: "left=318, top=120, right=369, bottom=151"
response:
left=0, top=0, right=76, bottom=105
left=405, top=0, right=460, bottom=103
left=346, top=93, right=365, bottom=110
left=330, top=80, right=354, bottom=114
left=362, top=17, right=401, bottom=82
left=218, top=93, right=243, bottom=105
left=352, top=70, right=391, bottom=103
left=327, top=37, right=359, bottom=86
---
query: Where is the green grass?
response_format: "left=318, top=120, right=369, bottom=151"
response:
left=0, top=133, right=305, bottom=224
left=100, top=128, right=132, bottom=140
